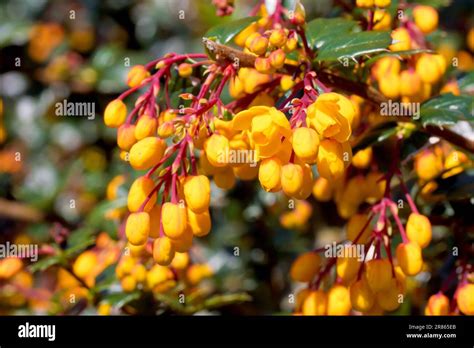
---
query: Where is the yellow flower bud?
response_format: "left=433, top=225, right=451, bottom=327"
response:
left=416, top=54, right=446, bottom=84
left=254, top=57, right=273, bottom=74
left=161, top=202, right=187, bottom=240
left=127, top=176, right=157, bottom=212
left=443, top=150, right=468, bottom=178
left=292, top=127, right=320, bottom=164
left=214, top=166, right=236, bottom=189
left=406, top=213, right=432, bottom=248
left=356, top=0, right=374, bottom=8
left=129, top=137, right=166, bottom=170
left=234, top=22, right=258, bottom=47
left=281, top=163, right=304, bottom=197
left=457, top=283, right=474, bottom=316
left=146, top=264, right=174, bottom=290
left=248, top=35, right=268, bottom=56
left=171, top=226, right=193, bottom=252
left=293, top=163, right=314, bottom=200
left=121, top=275, right=137, bottom=292
left=73, top=251, right=97, bottom=279
left=183, top=175, right=210, bottom=214
left=352, top=147, right=372, bottom=169
left=414, top=149, right=443, bottom=181
left=426, top=292, right=450, bottom=315
left=312, top=176, right=333, bottom=202
left=373, top=56, right=400, bottom=80
left=178, top=63, right=193, bottom=78
left=400, top=70, right=422, bottom=97
left=125, top=212, right=150, bottom=246
left=295, top=288, right=311, bottom=312
left=396, top=242, right=423, bottom=276
left=290, top=252, right=321, bottom=282
left=365, top=171, right=385, bottom=203
left=269, top=29, right=287, bottom=47
left=373, top=9, right=391, bottom=30
left=379, top=73, right=400, bottom=99
left=131, top=264, right=147, bottom=283
left=350, top=278, right=375, bottom=312
left=327, top=285, right=351, bottom=315
left=284, top=37, right=298, bottom=52
left=204, top=134, right=230, bottom=167
left=269, top=49, right=286, bottom=69
left=104, top=99, right=127, bottom=128
left=413, top=6, right=438, bottom=34
left=336, top=252, right=362, bottom=283
left=97, top=302, right=112, bottom=315
left=233, top=163, right=259, bottom=180
left=186, top=264, right=213, bottom=286
left=229, top=75, right=245, bottom=99
left=127, top=65, right=150, bottom=88
left=302, top=290, right=327, bottom=315
left=390, top=27, right=411, bottom=51
left=153, top=236, right=175, bottom=266
left=258, top=157, right=282, bottom=192
left=365, top=258, right=393, bottom=292
left=171, top=252, right=190, bottom=270
left=157, top=121, right=175, bottom=138
left=316, top=139, right=345, bottom=182
left=106, top=175, right=126, bottom=200
left=376, top=279, right=403, bottom=311
left=374, top=0, right=390, bottom=8
left=117, top=124, right=137, bottom=151
left=135, top=114, right=158, bottom=140
left=280, top=75, right=295, bottom=91
left=347, top=213, right=372, bottom=244
left=187, top=208, right=211, bottom=237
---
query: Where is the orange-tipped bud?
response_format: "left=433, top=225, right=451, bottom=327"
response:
left=127, top=65, right=150, bottom=88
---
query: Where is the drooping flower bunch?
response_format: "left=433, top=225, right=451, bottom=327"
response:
left=103, top=0, right=473, bottom=315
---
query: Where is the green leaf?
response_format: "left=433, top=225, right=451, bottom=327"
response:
left=29, top=255, right=64, bottom=273
left=316, top=31, right=392, bottom=62
left=203, top=16, right=259, bottom=44
left=94, top=265, right=118, bottom=292
left=306, top=18, right=358, bottom=49
left=64, top=235, right=96, bottom=257
left=419, top=93, right=473, bottom=127
left=406, top=0, right=451, bottom=8
left=458, top=72, right=474, bottom=92
left=101, top=292, right=141, bottom=308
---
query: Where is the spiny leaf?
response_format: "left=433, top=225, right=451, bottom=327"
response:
left=316, top=31, right=392, bottom=62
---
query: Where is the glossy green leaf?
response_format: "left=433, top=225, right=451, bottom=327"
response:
left=316, top=31, right=392, bottom=62
left=203, top=16, right=259, bottom=44
left=420, top=93, right=473, bottom=127
left=306, top=18, right=358, bottom=49
left=102, top=292, right=141, bottom=308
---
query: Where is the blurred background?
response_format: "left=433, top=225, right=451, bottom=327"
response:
left=0, top=0, right=473, bottom=315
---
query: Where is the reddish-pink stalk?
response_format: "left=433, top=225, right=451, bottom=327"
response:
left=398, top=174, right=419, bottom=214
left=388, top=201, right=408, bottom=243
left=367, top=10, right=374, bottom=31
